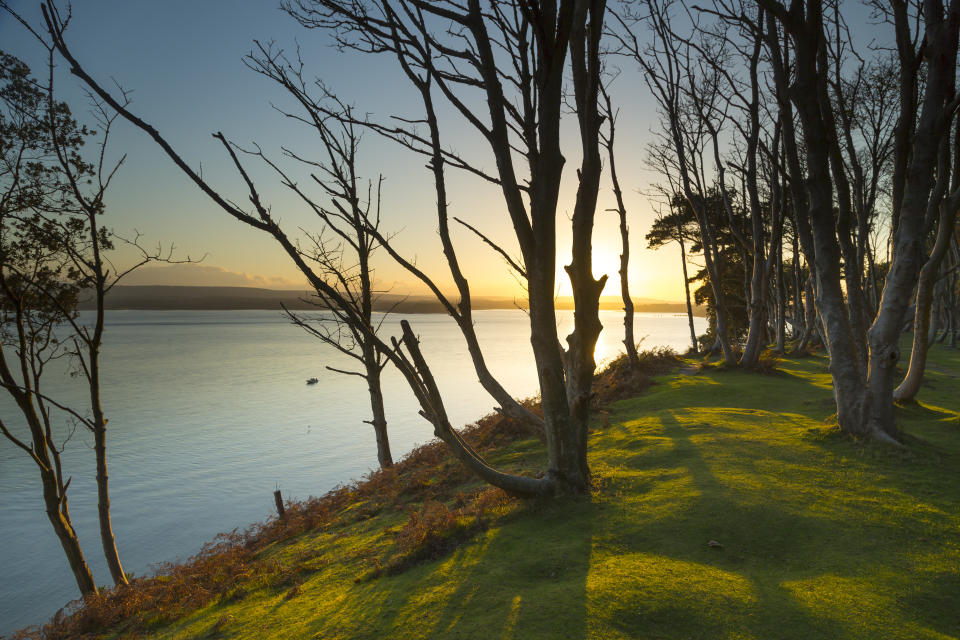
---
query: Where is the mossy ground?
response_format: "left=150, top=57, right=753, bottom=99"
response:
left=35, top=347, right=960, bottom=639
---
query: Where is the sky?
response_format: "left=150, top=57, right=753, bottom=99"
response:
left=2, top=1, right=726, bottom=302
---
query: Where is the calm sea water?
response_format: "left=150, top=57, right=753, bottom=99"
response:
left=0, top=309, right=704, bottom=634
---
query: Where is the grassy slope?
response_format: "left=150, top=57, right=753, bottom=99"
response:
left=124, top=348, right=960, bottom=640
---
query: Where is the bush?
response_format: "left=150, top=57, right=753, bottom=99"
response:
left=592, top=347, right=679, bottom=407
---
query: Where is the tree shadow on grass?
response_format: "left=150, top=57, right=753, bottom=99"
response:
left=585, top=409, right=959, bottom=639
left=295, top=498, right=595, bottom=640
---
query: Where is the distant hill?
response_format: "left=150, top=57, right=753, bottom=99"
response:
left=83, top=286, right=705, bottom=316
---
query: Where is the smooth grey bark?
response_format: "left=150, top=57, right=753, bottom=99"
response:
left=764, top=0, right=869, bottom=433
left=894, top=192, right=960, bottom=401
left=818, top=21, right=871, bottom=369
left=759, top=0, right=957, bottom=440
left=865, top=0, right=959, bottom=436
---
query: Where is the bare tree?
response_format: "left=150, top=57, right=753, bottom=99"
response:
left=246, top=41, right=543, bottom=434
left=259, top=0, right=612, bottom=492
left=615, top=0, right=737, bottom=364
left=44, top=0, right=610, bottom=495
left=226, top=69, right=397, bottom=468
left=600, top=76, right=641, bottom=367
left=2, top=4, right=201, bottom=589
left=894, top=127, right=960, bottom=401
left=0, top=48, right=99, bottom=596
left=756, top=0, right=960, bottom=439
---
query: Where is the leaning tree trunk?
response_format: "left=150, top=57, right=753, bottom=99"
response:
left=43, top=473, right=98, bottom=596
left=5, top=377, right=98, bottom=595
left=86, top=213, right=128, bottom=586
left=894, top=197, right=958, bottom=401
left=866, top=0, right=959, bottom=437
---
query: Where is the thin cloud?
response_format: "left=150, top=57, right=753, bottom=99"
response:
left=121, top=264, right=305, bottom=289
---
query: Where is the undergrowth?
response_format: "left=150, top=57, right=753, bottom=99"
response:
left=12, top=349, right=678, bottom=640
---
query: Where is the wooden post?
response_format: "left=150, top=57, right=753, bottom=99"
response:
left=274, top=489, right=285, bottom=519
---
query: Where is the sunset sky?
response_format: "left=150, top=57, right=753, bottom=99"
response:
left=3, top=1, right=713, bottom=302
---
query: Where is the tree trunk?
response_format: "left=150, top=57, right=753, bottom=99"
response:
left=363, top=342, right=393, bottom=468
left=94, top=423, right=127, bottom=586
left=798, top=276, right=817, bottom=351
left=2, top=368, right=98, bottom=595
left=44, top=478, right=98, bottom=596
left=739, top=29, right=769, bottom=368
left=866, top=0, right=958, bottom=437
left=776, top=241, right=786, bottom=353
left=89, top=353, right=127, bottom=586
left=619, top=229, right=639, bottom=367
left=792, top=44, right=868, bottom=434
left=601, top=85, right=640, bottom=368
left=679, top=223, right=699, bottom=354
left=792, top=233, right=803, bottom=339
left=894, top=198, right=958, bottom=401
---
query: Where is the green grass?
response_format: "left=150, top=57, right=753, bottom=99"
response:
left=103, top=347, right=960, bottom=639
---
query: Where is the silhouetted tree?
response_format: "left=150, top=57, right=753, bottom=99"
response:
left=227, top=62, right=397, bottom=467
left=600, top=77, right=641, bottom=367
left=45, top=0, right=611, bottom=496
left=0, top=49, right=99, bottom=595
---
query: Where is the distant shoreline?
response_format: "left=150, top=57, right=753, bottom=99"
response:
left=82, top=285, right=707, bottom=317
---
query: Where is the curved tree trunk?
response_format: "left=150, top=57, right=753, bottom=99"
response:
left=894, top=198, right=958, bottom=401
left=43, top=474, right=98, bottom=595
left=865, top=1, right=959, bottom=437
left=0, top=358, right=98, bottom=595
